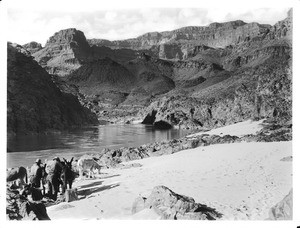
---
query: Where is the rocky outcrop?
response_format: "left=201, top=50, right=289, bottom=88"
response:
left=269, top=189, right=292, bottom=220
left=7, top=43, right=98, bottom=135
left=140, top=96, right=206, bottom=129
left=8, top=42, right=31, bottom=57
left=33, top=28, right=91, bottom=76
left=141, top=110, right=157, bottom=124
left=99, top=146, right=150, bottom=168
left=132, top=186, right=222, bottom=220
left=23, top=41, right=42, bottom=54
left=6, top=188, right=50, bottom=220
left=267, top=9, right=292, bottom=40
left=97, top=133, right=241, bottom=168
left=33, top=28, right=138, bottom=76
left=241, top=122, right=292, bottom=142
left=159, top=43, right=183, bottom=60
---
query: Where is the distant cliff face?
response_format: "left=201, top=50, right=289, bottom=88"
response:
left=7, top=43, right=98, bottom=135
left=87, top=20, right=271, bottom=60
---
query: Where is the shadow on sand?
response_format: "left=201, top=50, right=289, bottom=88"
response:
left=78, top=180, right=104, bottom=189
left=99, top=174, right=121, bottom=179
left=77, top=182, right=120, bottom=200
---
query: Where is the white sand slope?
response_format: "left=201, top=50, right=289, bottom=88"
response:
left=47, top=141, right=292, bottom=220
left=188, top=119, right=265, bottom=137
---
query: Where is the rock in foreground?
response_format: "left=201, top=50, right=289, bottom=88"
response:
left=269, top=189, right=292, bottom=220
left=6, top=188, right=50, bottom=220
left=132, top=185, right=222, bottom=220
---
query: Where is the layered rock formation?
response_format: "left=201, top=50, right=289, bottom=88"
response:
left=20, top=10, right=292, bottom=130
left=132, top=185, right=222, bottom=220
left=7, top=43, right=98, bottom=135
left=139, top=11, right=292, bottom=129
left=33, top=28, right=139, bottom=76
left=33, top=28, right=91, bottom=76
left=88, top=20, right=270, bottom=52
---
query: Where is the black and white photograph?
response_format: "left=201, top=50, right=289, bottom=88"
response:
left=1, top=0, right=298, bottom=226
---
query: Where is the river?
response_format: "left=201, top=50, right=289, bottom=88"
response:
left=7, top=124, right=193, bottom=168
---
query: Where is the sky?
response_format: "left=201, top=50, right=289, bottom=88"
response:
left=4, top=0, right=291, bottom=46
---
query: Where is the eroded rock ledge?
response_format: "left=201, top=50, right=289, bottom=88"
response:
left=132, top=185, right=222, bottom=220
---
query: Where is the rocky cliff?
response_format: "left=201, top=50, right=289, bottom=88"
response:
left=22, top=10, right=292, bottom=129
left=33, top=28, right=139, bottom=76
left=87, top=20, right=271, bottom=60
left=138, top=11, right=292, bottom=129
left=7, top=43, right=98, bottom=135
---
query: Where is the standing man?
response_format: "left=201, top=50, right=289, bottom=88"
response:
left=46, top=157, right=64, bottom=200
left=29, top=159, right=43, bottom=188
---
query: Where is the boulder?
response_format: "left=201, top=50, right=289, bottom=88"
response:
left=269, top=189, right=293, bottom=220
left=65, top=189, right=78, bottom=202
left=6, top=188, right=50, bottom=220
left=132, top=185, right=222, bottom=220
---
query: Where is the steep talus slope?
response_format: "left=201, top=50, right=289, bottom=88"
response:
left=67, top=57, right=135, bottom=92
left=7, top=43, right=98, bottom=135
left=65, top=57, right=136, bottom=109
left=124, top=55, right=175, bottom=95
left=64, top=54, right=176, bottom=115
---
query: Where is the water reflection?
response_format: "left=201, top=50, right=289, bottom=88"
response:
left=7, top=124, right=192, bottom=168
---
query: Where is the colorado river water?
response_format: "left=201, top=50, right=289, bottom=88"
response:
left=7, top=124, right=192, bottom=168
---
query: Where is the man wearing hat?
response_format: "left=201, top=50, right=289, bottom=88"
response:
left=29, top=158, right=44, bottom=188
left=45, top=157, right=64, bottom=200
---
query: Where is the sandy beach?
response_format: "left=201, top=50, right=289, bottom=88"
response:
left=46, top=120, right=292, bottom=220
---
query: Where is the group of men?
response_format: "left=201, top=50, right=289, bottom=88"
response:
left=29, top=157, right=64, bottom=200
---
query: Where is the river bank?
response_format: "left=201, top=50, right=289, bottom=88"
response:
left=6, top=119, right=293, bottom=220
left=45, top=119, right=292, bottom=220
